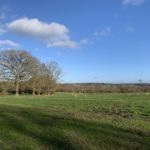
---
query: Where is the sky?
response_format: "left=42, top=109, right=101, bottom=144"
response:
left=0, top=0, right=150, bottom=83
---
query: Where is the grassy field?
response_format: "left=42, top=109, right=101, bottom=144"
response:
left=0, top=93, right=150, bottom=150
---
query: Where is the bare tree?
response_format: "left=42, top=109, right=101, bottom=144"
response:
left=28, top=58, right=41, bottom=95
left=0, top=49, right=36, bottom=95
left=46, top=61, right=62, bottom=81
left=46, top=61, right=62, bottom=94
left=28, top=62, right=50, bottom=95
left=33, top=63, right=49, bottom=95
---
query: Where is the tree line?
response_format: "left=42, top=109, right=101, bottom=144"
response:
left=1, top=49, right=150, bottom=95
left=57, top=83, right=150, bottom=93
left=0, top=49, right=62, bottom=95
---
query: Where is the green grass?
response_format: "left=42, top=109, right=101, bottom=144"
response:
left=0, top=93, right=150, bottom=150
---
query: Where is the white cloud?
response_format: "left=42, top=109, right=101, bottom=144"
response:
left=94, top=27, right=111, bottom=37
left=0, top=40, right=20, bottom=48
left=8, top=17, right=77, bottom=48
left=122, top=0, right=145, bottom=5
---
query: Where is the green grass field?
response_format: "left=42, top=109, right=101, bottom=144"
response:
left=0, top=93, right=150, bottom=150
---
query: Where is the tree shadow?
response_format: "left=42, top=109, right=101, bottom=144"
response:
left=0, top=104, right=149, bottom=150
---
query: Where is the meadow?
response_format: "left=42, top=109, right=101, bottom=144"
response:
left=0, top=93, right=150, bottom=150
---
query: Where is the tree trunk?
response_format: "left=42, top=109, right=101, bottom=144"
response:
left=15, top=80, right=19, bottom=96
left=32, top=88, right=35, bottom=95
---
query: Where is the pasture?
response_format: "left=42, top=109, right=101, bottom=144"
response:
left=0, top=93, right=150, bottom=150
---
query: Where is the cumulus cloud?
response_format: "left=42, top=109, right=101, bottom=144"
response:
left=122, top=0, right=145, bottom=5
left=94, top=27, right=111, bottom=37
left=7, top=17, right=77, bottom=48
left=0, top=40, right=20, bottom=48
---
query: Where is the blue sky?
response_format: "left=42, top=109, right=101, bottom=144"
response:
left=0, top=0, right=150, bottom=83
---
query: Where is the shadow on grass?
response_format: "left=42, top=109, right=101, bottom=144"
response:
left=0, top=104, right=149, bottom=150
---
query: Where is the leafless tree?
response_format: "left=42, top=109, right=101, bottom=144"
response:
left=34, top=63, right=49, bottom=95
left=46, top=61, right=62, bottom=81
left=0, top=49, right=36, bottom=95
left=46, top=61, right=62, bottom=94
left=28, top=58, right=42, bottom=95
